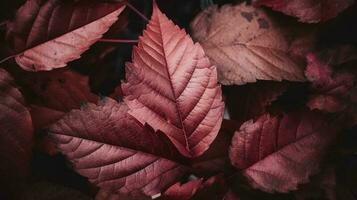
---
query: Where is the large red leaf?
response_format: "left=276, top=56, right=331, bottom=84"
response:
left=190, top=3, right=307, bottom=85
left=229, top=110, right=338, bottom=193
left=122, top=3, right=224, bottom=158
left=0, top=68, right=33, bottom=199
left=253, top=0, right=354, bottom=23
left=49, top=98, right=187, bottom=198
left=6, top=0, right=126, bottom=71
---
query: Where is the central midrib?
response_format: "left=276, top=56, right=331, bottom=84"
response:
left=156, top=14, right=191, bottom=153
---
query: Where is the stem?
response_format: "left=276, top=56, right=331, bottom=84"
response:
left=126, top=2, right=149, bottom=22
left=99, top=38, right=138, bottom=43
left=0, top=55, right=16, bottom=65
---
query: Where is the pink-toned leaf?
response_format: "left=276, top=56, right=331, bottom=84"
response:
left=253, top=0, right=354, bottom=23
left=190, top=3, right=306, bottom=85
left=6, top=0, right=126, bottom=71
left=229, top=110, right=338, bottom=193
left=0, top=68, right=33, bottom=199
left=305, top=53, right=355, bottom=95
left=49, top=98, right=187, bottom=198
left=122, top=3, right=224, bottom=158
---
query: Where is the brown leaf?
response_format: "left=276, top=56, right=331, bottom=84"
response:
left=190, top=3, right=306, bottom=85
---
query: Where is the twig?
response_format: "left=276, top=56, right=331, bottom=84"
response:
left=126, top=2, right=149, bottom=22
left=0, top=55, right=16, bottom=65
left=99, top=38, right=138, bottom=43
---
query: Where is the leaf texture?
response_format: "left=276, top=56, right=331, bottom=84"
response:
left=252, top=0, right=354, bottom=23
left=190, top=3, right=306, bottom=85
left=0, top=68, right=33, bottom=199
left=229, top=110, right=338, bottom=193
left=49, top=98, right=187, bottom=198
left=6, top=0, right=126, bottom=71
left=122, top=4, right=224, bottom=158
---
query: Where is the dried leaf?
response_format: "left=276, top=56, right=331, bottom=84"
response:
left=190, top=3, right=306, bottom=85
left=229, top=110, right=338, bottom=193
left=6, top=0, right=126, bottom=71
left=122, top=3, right=224, bottom=158
left=253, top=0, right=354, bottom=23
left=49, top=98, right=187, bottom=198
left=0, top=68, right=33, bottom=199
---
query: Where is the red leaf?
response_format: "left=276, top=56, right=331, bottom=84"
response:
left=229, top=110, right=338, bottom=193
left=6, top=0, right=126, bottom=71
left=252, top=0, right=354, bottom=23
left=49, top=98, right=187, bottom=198
left=0, top=68, right=33, bottom=199
left=122, top=3, right=224, bottom=158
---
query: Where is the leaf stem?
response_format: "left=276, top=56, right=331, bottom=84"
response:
left=126, top=2, right=149, bottom=22
left=99, top=38, right=138, bottom=43
left=0, top=55, right=16, bottom=65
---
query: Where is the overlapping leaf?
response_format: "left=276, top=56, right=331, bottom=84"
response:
left=6, top=0, right=126, bottom=71
left=0, top=68, right=33, bottom=199
left=253, top=0, right=354, bottom=23
left=122, top=3, right=224, bottom=158
left=49, top=98, right=187, bottom=198
left=229, top=110, right=338, bottom=193
left=190, top=3, right=306, bottom=85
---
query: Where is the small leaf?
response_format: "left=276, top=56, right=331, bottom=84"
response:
left=229, top=110, right=338, bottom=193
left=122, top=3, right=224, bottom=158
left=191, top=3, right=306, bottom=85
left=6, top=0, right=126, bottom=71
left=49, top=98, right=187, bottom=198
left=253, top=0, right=354, bottom=23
